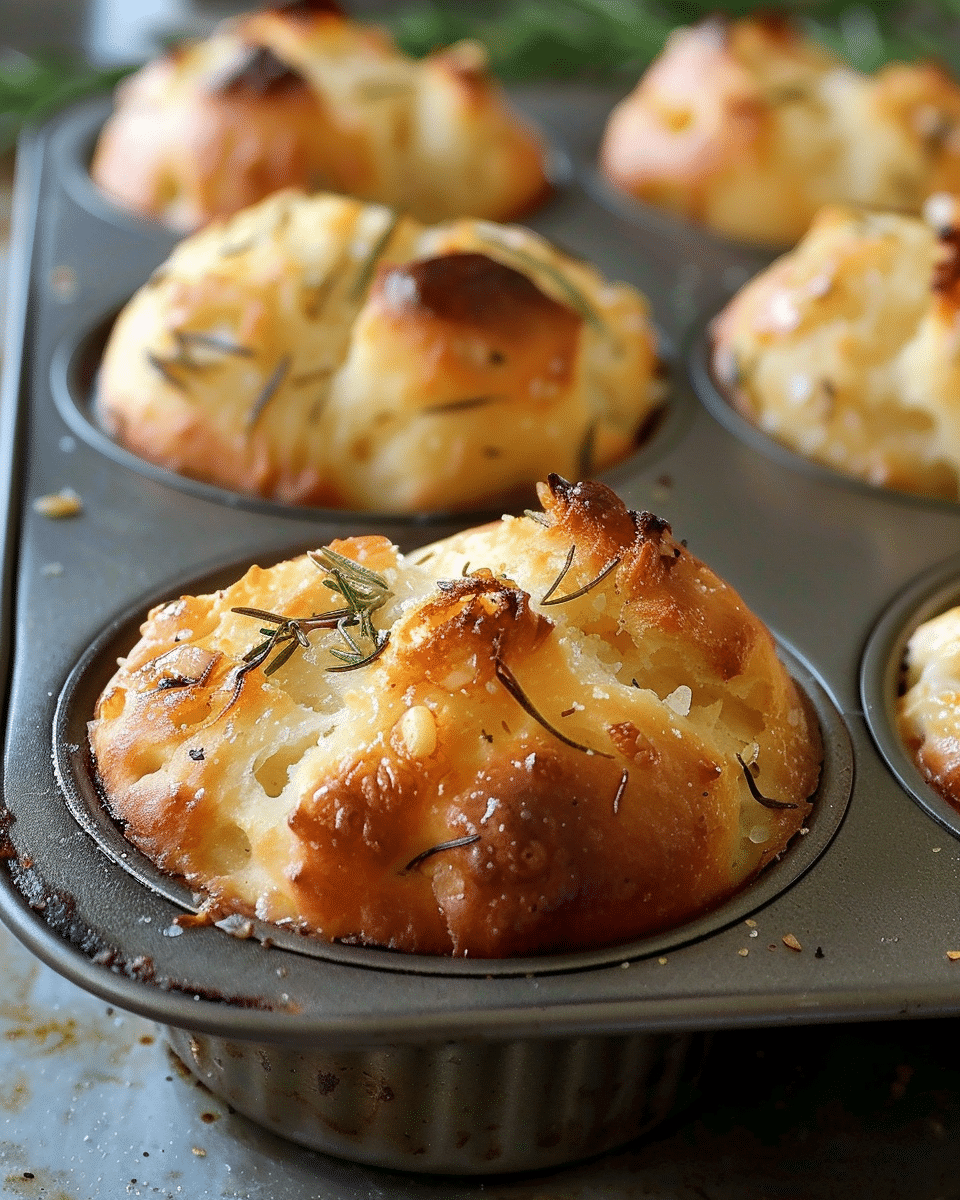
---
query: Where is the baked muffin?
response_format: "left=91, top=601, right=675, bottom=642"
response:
left=90, top=0, right=549, bottom=231
left=88, top=476, right=822, bottom=957
left=97, top=189, right=663, bottom=511
left=599, top=14, right=960, bottom=245
left=710, top=195, right=960, bottom=499
left=898, top=606, right=960, bottom=811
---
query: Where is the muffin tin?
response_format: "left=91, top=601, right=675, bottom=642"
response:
left=3, top=82, right=960, bottom=1176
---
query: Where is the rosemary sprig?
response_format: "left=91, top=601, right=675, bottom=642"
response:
left=402, top=834, right=481, bottom=873
left=386, top=2, right=960, bottom=85
left=233, top=605, right=353, bottom=676
left=540, top=544, right=575, bottom=604
left=736, top=754, right=798, bottom=811
left=544, top=554, right=620, bottom=606
left=539, top=544, right=620, bottom=606
left=422, top=396, right=496, bottom=415
left=493, top=642, right=612, bottom=758
left=145, top=350, right=188, bottom=393
left=613, top=768, right=629, bottom=814
left=173, top=330, right=254, bottom=359
left=228, top=548, right=393, bottom=683
left=308, top=547, right=393, bottom=669
left=247, top=355, right=292, bottom=430
left=0, top=50, right=131, bottom=153
left=146, top=329, right=253, bottom=393
left=350, top=214, right=402, bottom=302
left=476, top=235, right=605, bottom=332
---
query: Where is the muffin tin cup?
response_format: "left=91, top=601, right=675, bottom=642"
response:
left=48, top=297, right=686, bottom=530
left=50, top=556, right=852, bottom=978
left=8, top=89, right=960, bottom=1182
left=861, top=556, right=960, bottom=841
left=163, top=1026, right=701, bottom=1174
left=687, top=310, right=960, bottom=515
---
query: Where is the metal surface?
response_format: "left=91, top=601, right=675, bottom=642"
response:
left=4, top=82, right=960, bottom=1192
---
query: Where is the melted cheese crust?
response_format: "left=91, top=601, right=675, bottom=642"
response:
left=90, top=2, right=548, bottom=231
left=98, top=190, right=662, bottom=510
left=599, top=14, right=960, bottom=245
left=89, top=478, right=821, bottom=957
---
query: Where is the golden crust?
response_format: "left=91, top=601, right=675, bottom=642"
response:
left=599, top=15, right=960, bottom=245
left=898, top=607, right=960, bottom=811
left=711, top=197, right=960, bottom=498
left=90, top=3, right=548, bottom=230
left=89, top=478, right=822, bottom=957
left=97, top=190, right=662, bottom=511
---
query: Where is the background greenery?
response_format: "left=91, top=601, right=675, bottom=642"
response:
left=392, top=0, right=960, bottom=81
left=3, top=1, right=960, bottom=152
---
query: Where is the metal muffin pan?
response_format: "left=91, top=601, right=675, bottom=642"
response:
left=4, top=88, right=960, bottom=1175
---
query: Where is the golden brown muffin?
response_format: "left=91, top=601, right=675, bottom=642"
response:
left=599, top=14, right=960, bottom=245
left=89, top=0, right=548, bottom=231
left=88, top=477, right=822, bottom=957
left=711, top=196, right=960, bottom=498
left=97, top=190, right=663, bottom=511
left=898, top=606, right=960, bottom=811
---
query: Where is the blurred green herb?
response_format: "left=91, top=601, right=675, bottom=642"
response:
left=3, top=0, right=960, bottom=156
left=0, top=49, right=130, bottom=153
left=386, top=0, right=960, bottom=81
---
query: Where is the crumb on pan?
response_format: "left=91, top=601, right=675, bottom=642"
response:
left=32, top=488, right=83, bottom=519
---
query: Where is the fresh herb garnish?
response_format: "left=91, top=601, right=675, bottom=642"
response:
left=613, top=768, right=629, bottom=814
left=422, top=396, right=496, bottom=415
left=477, top=234, right=605, bottom=332
left=229, top=547, right=393, bottom=683
left=540, top=544, right=620, bottom=606
left=493, top=640, right=612, bottom=757
left=402, top=834, right=481, bottom=873
left=308, top=546, right=393, bottom=669
left=540, top=544, right=575, bottom=604
left=145, top=350, right=188, bottom=393
left=736, top=753, right=798, bottom=811
left=350, top=214, right=401, bottom=302
left=247, top=355, right=292, bottom=430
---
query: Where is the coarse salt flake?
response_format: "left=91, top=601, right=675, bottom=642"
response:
left=664, top=685, right=692, bottom=717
